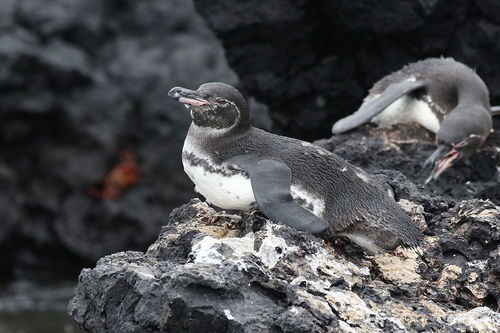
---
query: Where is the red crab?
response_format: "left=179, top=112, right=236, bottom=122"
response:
left=87, top=149, right=141, bottom=200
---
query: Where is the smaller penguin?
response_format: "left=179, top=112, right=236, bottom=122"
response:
left=169, top=82, right=423, bottom=254
left=331, top=58, right=493, bottom=183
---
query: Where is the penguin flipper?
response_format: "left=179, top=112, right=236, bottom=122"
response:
left=229, top=157, right=329, bottom=235
left=332, top=80, right=428, bottom=134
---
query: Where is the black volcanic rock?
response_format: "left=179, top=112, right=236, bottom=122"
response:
left=0, top=0, right=237, bottom=281
left=194, top=0, right=500, bottom=140
left=315, top=124, right=500, bottom=206
left=69, top=197, right=500, bottom=332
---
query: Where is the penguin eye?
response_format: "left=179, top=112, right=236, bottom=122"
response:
left=216, top=99, right=227, bottom=106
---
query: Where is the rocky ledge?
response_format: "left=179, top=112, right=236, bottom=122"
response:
left=69, top=187, right=499, bottom=332
left=68, top=125, right=500, bottom=332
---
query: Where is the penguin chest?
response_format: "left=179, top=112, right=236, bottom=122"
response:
left=182, top=152, right=255, bottom=210
left=371, top=95, right=440, bottom=133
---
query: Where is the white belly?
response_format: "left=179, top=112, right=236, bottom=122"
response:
left=183, top=158, right=326, bottom=216
left=371, top=95, right=440, bottom=133
left=182, top=137, right=325, bottom=215
left=183, top=157, right=256, bottom=210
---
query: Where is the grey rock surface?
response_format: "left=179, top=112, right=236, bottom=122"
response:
left=316, top=124, right=500, bottom=205
left=69, top=192, right=499, bottom=332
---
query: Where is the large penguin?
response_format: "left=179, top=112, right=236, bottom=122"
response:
left=169, top=82, right=423, bottom=254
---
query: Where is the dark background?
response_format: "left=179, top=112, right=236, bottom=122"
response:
left=0, top=0, right=238, bottom=284
left=0, top=0, right=237, bottom=331
left=0, top=0, right=499, bottom=331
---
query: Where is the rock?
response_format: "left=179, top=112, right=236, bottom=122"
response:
left=0, top=0, right=237, bottom=281
left=69, top=195, right=500, bottom=332
left=315, top=124, right=500, bottom=205
left=450, top=307, right=500, bottom=333
left=194, top=0, right=500, bottom=140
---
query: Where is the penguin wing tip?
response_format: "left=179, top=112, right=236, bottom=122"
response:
left=331, top=128, right=342, bottom=135
left=331, top=121, right=349, bottom=134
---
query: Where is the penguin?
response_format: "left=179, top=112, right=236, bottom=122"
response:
left=168, top=82, right=423, bottom=254
left=331, top=58, right=493, bottom=183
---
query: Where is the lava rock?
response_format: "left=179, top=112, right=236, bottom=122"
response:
left=315, top=124, right=500, bottom=206
left=194, top=0, right=500, bottom=140
left=69, top=196, right=500, bottom=332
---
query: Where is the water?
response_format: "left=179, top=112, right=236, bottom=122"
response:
left=0, top=281, right=82, bottom=333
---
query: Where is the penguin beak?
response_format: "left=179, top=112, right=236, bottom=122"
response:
left=168, top=87, right=209, bottom=107
left=424, top=145, right=460, bottom=184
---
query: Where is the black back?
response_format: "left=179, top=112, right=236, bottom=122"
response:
left=193, top=126, right=422, bottom=247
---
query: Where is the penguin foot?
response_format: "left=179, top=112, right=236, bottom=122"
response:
left=249, top=201, right=259, bottom=211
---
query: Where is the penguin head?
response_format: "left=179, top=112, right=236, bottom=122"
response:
left=424, top=106, right=491, bottom=183
left=423, top=137, right=482, bottom=183
left=168, top=82, right=250, bottom=133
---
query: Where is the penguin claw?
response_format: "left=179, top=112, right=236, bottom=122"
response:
left=249, top=201, right=259, bottom=211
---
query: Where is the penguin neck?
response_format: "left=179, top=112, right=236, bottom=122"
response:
left=186, top=122, right=252, bottom=157
left=455, top=80, right=490, bottom=110
left=455, top=96, right=490, bottom=115
left=188, top=121, right=251, bottom=138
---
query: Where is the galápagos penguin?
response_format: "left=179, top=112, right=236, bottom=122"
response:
left=331, top=58, right=493, bottom=183
left=169, top=82, right=423, bottom=254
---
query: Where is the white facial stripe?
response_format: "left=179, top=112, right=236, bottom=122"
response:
left=191, top=123, right=234, bottom=136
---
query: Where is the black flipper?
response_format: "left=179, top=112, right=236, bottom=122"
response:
left=332, top=79, right=428, bottom=134
left=228, top=156, right=329, bottom=235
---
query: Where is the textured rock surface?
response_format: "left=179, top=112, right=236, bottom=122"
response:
left=317, top=124, right=500, bottom=205
left=0, top=0, right=237, bottom=280
left=69, top=194, right=500, bottom=332
left=194, top=0, right=500, bottom=139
